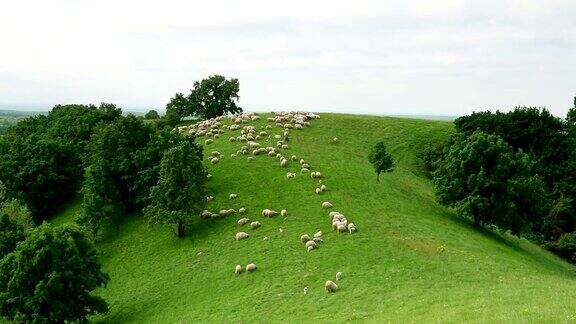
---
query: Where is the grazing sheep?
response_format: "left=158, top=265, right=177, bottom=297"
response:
left=291, top=155, right=298, bottom=161
left=333, top=137, right=338, bottom=143
left=321, top=184, right=327, bottom=192
left=302, top=163, right=310, bottom=169
left=348, top=223, right=357, bottom=234
left=262, top=209, right=278, bottom=218
left=325, top=280, right=338, bottom=293
left=205, top=139, right=213, bottom=145
left=201, top=210, right=213, bottom=219
left=300, top=234, right=311, bottom=244
left=336, top=272, right=343, bottom=281
left=229, top=193, right=238, bottom=199
left=206, top=195, right=214, bottom=202
left=300, top=159, right=305, bottom=164
left=239, top=207, right=246, bottom=214
left=281, top=209, right=288, bottom=217
left=227, top=209, right=236, bottom=215
left=279, top=228, right=283, bottom=233
left=337, top=223, right=347, bottom=233
left=315, top=188, right=321, bottom=194
left=303, top=287, right=308, bottom=295
left=305, top=240, right=317, bottom=250
left=207, top=173, right=212, bottom=180
left=314, top=231, right=323, bottom=238
left=307, top=245, right=315, bottom=252
left=263, top=236, right=269, bottom=241
left=210, top=157, right=219, bottom=164
left=235, top=265, right=242, bottom=275
left=235, top=232, right=249, bottom=240
left=238, top=218, right=250, bottom=226
left=250, top=221, right=261, bottom=229
left=286, top=172, right=296, bottom=178
left=313, top=237, right=323, bottom=243
left=280, top=159, right=288, bottom=167
left=246, top=263, right=257, bottom=272
left=322, top=202, right=333, bottom=209
left=301, top=168, right=310, bottom=173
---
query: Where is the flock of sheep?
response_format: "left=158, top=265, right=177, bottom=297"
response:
left=178, top=111, right=356, bottom=294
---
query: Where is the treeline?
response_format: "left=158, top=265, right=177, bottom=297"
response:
left=425, top=98, right=576, bottom=262
left=0, top=75, right=241, bottom=322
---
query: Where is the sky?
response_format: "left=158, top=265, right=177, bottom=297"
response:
left=0, top=0, right=574, bottom=116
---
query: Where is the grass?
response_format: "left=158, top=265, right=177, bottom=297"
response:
left=52, top=113, right=576, bottom=323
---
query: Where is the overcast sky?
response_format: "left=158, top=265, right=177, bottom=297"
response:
left=0, top=0, right=574, bottom=116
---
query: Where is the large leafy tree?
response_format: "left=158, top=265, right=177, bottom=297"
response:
left=145, top=142, right=207, bottom=238
left=0, top=224, right=109, bottom=323
left=0, top=214, right=25, bottom=259
left=433, top=131, right=550, bottom=234
left=368, top=141, right=395, bottom=182
left=165, top=75, right=242, bottom=125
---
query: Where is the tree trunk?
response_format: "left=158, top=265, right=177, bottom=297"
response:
left=177, top=222, right=185, bottom=238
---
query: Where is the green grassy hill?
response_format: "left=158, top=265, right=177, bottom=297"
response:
left=53, top=113, right=576, bottom=323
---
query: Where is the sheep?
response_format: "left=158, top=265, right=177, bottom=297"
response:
left=247, top=157, right=254, bottom=161
left=281, top=209, right=288, bottom=217
left=235, top=265, right=242, bottom=275
left=262, top=209, right=278, bottom=218
left=301, top=168, right=310, bottom=173
left=238, top=218, right=250, bottom=226
left=263, top=236, right=269, bottom=241
left=239, top=207, right=246, bottom=214
left=315, top=188, right=321, bottom=194
left=229, top=137, right=236, bottom=142
left=279, top=228, right=283, bottom=233
left=325, top=280, right=338, bottom=293
left=300, top=234, right=311, bottom=244
left=201, top=210, right=213, bottom=219
left=291, top=155, right=298, bottom=161
left=332, top=221, right=340, bottom=231
left=305, top=240, right=317, bottom=250
left=235, top=232, right=249, bottom=240
left=210, top=157, right=219, bottom=164
left=313, top=237, right=323, bottom=243
left=348, top=223, right=356, bottom=234
left=337, top=223, right=347, bottom=233
left=300, top=159, right=305, bottom=164
left=227, top=209, right=236, bottom=215
left=286, top=172, right=296, bottom=179
left=303, top=287, right=308, bottom=295
left=219, top=209, right=229, bottom=217
left=322, top=202, right=333, bottom=209
left=207, top=173, right=212, bottom=180
left=250, top=221, right=261, bottom=229
left=307, top=245, right=315, bottom=252
left=246, top=263, right=257, bottom=272
left=229, top=193, right=238, bottom=200
left=314, top=230, right=323, bottom=238
left=205, top=139, right=213, bottom=145
left=336, top=272, right=343, bottom=281
left=302, top=163, right=310, bottom=169
left=280, top=159, right=288, bottom=167
left=333, top=137, right=338, bottom=143
left=206, top=195, right=214, bottom=202
left=321, top=184, right=327, bottom=192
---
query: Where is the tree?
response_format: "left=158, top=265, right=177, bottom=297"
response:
left=145, top=142, right=207, bottom=238
left=164, top=75, right=242, bottom=124
left=567, top=96, right=576, bottom=125
left=433, top=131, right=550, bottom=234
left=145, top=109, right=160, bottom=120
left=368, top=141, right=395, bottom=182
left=189, top=75, right=242, bottom=119
left=0, top=224, right=109, bottom=323
left=0, top=214, right=25, bottom=259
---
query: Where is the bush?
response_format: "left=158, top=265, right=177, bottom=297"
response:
left=546, top=232, right=576, bottom=263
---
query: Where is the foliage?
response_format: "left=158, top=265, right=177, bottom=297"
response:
left=368, top=141, right=395, bottom=182
left=165, top=75, right=242, bottom=125
left=0, top=214, right=25, bottom=259
left=145, top=142, right=207, bottom=237
left=0, top=223, right=109, bottom=323
left=546, top=232, right=576, bottom=263
left=144, top=110, right=160, bottom=120
left=433, top=131, right=550, bottom=234
left=79, top=115, right=200, bottom=236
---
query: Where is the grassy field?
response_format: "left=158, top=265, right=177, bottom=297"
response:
left=52, top=113, right=576, bottom=323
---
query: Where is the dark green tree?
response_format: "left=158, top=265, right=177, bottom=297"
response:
left=567, top=96, right=576, bottom=125
left=433, top=131, right=550, bottom=234
left=368, top=141, right=395, bottom=182
left=165, top=93, right=191, bottom=126
left=0, top=214, right=25, bottom=259
left=0, top=224, right=109, bottom=323
left=144, top=109, right=161, bottom=120
left=145, top=142, right=207, bottom=238
left=189, top=75, right=242, bottom=119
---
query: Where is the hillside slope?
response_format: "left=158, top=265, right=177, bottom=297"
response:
left=54, top=113, right=576, bottom=323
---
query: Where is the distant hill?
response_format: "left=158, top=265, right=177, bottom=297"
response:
left=51, top=113, right=576, bottom=322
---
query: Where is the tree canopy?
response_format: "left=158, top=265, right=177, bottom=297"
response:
left=145, top=141, right=207, bottom=238
left=368, top=141, right=395, bottom=182
left=0, top=224, right=109, bottom=323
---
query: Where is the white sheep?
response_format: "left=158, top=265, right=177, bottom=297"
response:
left=237, top=218, right=250, bottom=226
left=281, top=209, right=288, bottom=217
left=348, top=223, right=356, bottom=234
left=247, top=157, right=254, bottom=161
left=250, top=221, right=261, bottom=229
left=262, top=209, right=278, bottom=218
left=333, top=137, right=338, bottom=143
left=321, top=184, right=327, bottom=192
left=235, top=265, right=242, bottom=275
left=303, top=287, right=308, bottom=295
left=305, top=240, right=317, bottom=250
left=300, top=234, right=311, bottom=244
left=235, top=232, right=249, bottom=240
left=205, top=139, right=213, bottom=145
left=325, top=280, right=338, bottom=293
left=280, top=159, right=288, bottom=167
left=291, top=155, right=298, bottom=161
left=246, top=263, right=257, bottom=272
left=263, top=236, right=269, bottom=241
left=239, top=207, right=246, bottom=214
left=229, top=193, right=238, bottom=199
left=336, top=272, right=343, bottom=281
left=307, top=245, right=315, bottom=252
left=210, top=157, right=219, bottom=164
left=337, top=223, right=347, bottom=233
left=315, top=188, right=321, bottom=194
left=314, top=231, right=323, bottom=238
left=301, top=168, right=310, bottom=173
left=313, top=237, right=323, bottom=243
left=322, top=202, right=333, bottom=209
